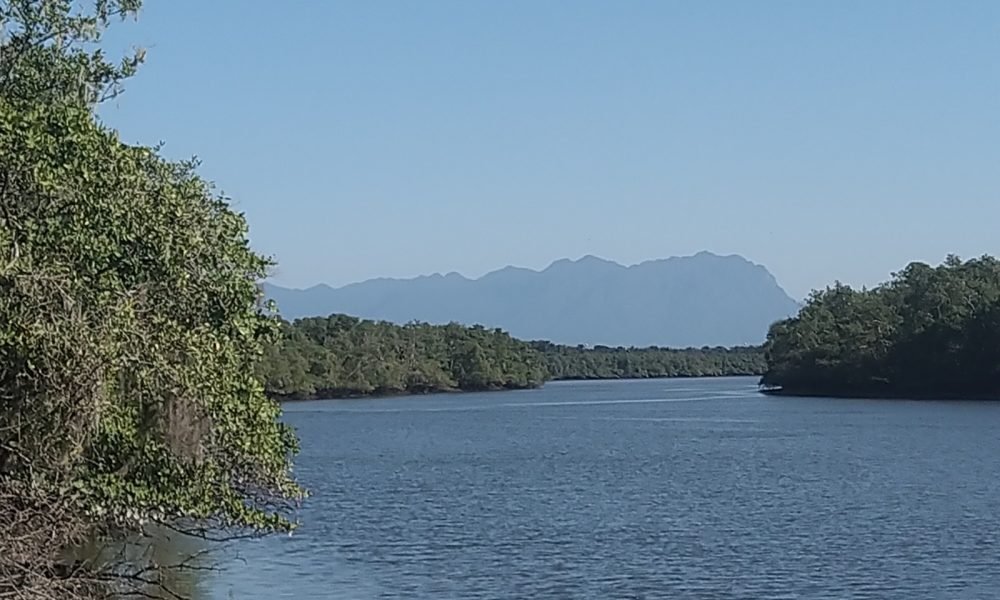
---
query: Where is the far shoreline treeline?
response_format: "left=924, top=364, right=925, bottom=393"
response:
left=258, top=315, right=766, bottom=400
left=762, top=255, right=1000, bottom=399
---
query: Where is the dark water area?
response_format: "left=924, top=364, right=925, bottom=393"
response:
left=200, top=378, right=1000, bottom=598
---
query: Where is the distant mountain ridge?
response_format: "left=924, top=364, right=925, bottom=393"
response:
left=262, top=252, right=800, bottom=347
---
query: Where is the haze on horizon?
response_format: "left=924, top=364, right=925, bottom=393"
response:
left=101, top=1, right=1000, bottom=300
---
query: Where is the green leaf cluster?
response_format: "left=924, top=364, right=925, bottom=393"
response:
left=1, top=0, right=145, bottom=106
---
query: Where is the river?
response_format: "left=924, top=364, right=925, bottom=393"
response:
left=196, top=377, right=1000, bottom=598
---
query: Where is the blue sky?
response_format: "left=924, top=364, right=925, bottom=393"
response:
left=100, top=1, right=1000, bottom=299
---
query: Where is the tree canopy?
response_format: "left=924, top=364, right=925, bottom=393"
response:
left=260, top=316, right=549, bottom=399
left=0, top=1, right=300, bottom=596
left=762, top=255, right=1000, bottom=398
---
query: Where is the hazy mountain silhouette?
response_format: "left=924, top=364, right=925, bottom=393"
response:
left=263, top=252, right=800, bottom=347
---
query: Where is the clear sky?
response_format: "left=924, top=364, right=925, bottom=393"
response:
left=100, top=1, right=1000, bottom=299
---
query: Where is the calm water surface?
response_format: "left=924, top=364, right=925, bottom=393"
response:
left=202, top=378, right=1000, bottom=599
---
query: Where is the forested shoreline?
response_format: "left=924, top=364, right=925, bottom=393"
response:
left=259, top=315, right=549, bottom=399
left=534, top=341, right=765, bottom=380
left=762, top=255, right=1000, bottom=399
left=258, top=315, right=766, bottom=400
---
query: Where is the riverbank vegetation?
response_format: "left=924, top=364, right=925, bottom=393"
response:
left=762, top=255, right=1000, bottom=398
left=0, top=2, right=300, bottom=597
left=534, top=341, right=765, bottom=380
left=259, top=316, right=549, bottom=399
left=258, top=316, right=766, bottom=399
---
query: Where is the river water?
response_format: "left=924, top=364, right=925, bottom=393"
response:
left=198, top=377, right=1000, bottom=598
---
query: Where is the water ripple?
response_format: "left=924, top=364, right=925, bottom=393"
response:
left=208, top=378, right=1000, bottom=599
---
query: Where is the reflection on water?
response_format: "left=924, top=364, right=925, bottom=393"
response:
left=198, top=378, right=1000, bottom=598
left=78, top=526, right=210, bottom=599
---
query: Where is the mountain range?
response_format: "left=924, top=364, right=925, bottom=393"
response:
left=262, top=252, right=800, bottom=347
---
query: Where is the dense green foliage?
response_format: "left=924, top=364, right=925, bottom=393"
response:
left=260, top=316, right=549, bottom=398
left=534, top=342, right=765, bottom=379
left=0, top=99, right=300, bottom=529
left=260, top=315, right=765, bottom=399
left=1, top=1, right=300, bottom=596
left=762, top=255, right=1000, bottom=397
